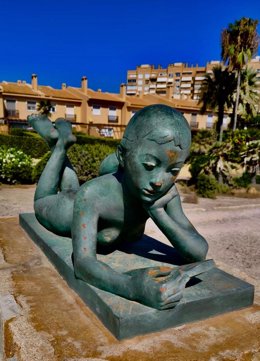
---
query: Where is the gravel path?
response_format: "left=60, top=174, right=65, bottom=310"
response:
left=0, top=184, right=259, bottom=279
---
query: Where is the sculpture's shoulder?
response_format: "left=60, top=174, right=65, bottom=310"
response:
left=76, top=173, right=122, bottom=204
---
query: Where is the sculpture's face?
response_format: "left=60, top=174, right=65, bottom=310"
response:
left=123, top=140, right=188, bottom=203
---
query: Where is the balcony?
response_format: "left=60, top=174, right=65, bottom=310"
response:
left=180, top=83, right=191, bottom=88
left=6, top=110, right=19, bottom=118
left=65, top=114, right=76, bottom=122
left=157, top=83, right=167, bottom=88
left=108, top=115, right=118, bottom=123
left=195, top=76, right=206, bottom=81
left=157, top=77, right=168, bottom=82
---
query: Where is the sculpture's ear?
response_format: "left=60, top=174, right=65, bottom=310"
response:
left=116, top=144, right=125, bottom=168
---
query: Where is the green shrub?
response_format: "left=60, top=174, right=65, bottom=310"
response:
left=196, top=174, right=219, bottom=199
left=32, top=152, right=51, bottom=183
left=233, top=172, right=252, bottom=188
left=75, top=133, right=120, bottom=148
left=32, top=143, right=116, bottom=184
left=0, top=146, right=33, bottom=184
left=68, top=143, right=115, bottom=183
left=216, top=182, right=230, bottom=194
left=10, top=128, right=38, bottom=137
left=0, top=134, right=49, bottom=158
left=189, top=154, right=210, bottom=181
left=0, top=132, right=119, bottom=159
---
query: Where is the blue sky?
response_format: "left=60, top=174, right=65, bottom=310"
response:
left=0, top=0, right=259, bottom=93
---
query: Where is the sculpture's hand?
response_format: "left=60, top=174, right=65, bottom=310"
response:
left=126, top=266, right=190, bottom=310
left=144, top=184, right=179, bottom=215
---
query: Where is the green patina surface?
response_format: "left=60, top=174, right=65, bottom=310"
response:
left=20, top=213, right=254, bottom=339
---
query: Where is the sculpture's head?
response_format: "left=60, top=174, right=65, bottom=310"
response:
left=117, top=104, right=191, bottom=203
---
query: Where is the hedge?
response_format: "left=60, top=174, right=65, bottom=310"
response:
left=32, top=143, right=116, bottom=184
left=75, top=133, right=120, bottom=147
left=0, top=131, right=120, bottom=158
left=0, top=134, right=49, bottom=158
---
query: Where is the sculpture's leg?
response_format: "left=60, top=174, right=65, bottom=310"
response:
left=31, top=117, right=79, bottom=235
left=28, top=114, right=59, bottom=149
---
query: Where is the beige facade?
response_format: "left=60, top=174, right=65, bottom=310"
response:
left=126, top=57, right=260, bottom=102
left=0, top=73, right=230, bottom=137
left=0, top=75, right=82, bottom=130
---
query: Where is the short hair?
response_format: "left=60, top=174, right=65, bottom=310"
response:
left=120, top=104, right=191, bottom=152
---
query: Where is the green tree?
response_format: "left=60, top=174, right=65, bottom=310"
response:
left=37, top=100, right=53, bottom=117
left=221, top=17, right=259, bottom=131
left=199, top=66, right=236, bottom=137
left=236, top=67, right=259, bottom=126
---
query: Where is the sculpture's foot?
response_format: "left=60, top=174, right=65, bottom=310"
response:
left=28, top=114, right=59, bottom=148
left=55, top=118, right=77, bottom=149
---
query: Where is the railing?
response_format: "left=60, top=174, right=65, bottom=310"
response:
left=85, top=122, right=126, bottom=139
left=6, top=110, right=19, bottom=118
left=65, top=114, right=77, bottom=122
left=108, top=115, right=118, bottom=123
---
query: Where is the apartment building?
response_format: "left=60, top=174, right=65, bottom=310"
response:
left=126, top=57, right=260, bottom=102
left=0, top=74, right=82, bottom=132
left=0, top=74, right=228, bottom=138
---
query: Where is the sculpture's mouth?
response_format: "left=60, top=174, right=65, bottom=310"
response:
left=143, top=188, right=156, bottom=195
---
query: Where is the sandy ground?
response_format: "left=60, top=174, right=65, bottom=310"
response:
left=0, top=184, right=259, bottom=280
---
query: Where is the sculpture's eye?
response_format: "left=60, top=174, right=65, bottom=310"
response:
left=170, top=168, right=180, bottom=176
left=143, top=162, right=156, bottom=171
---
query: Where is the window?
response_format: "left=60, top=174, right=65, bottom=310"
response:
left=206, top=114, right=213, bottom=128
left=50, top=103, right=56, bottom=113
left=145, top=73, right=150, bottom=79
left=92, top=104, right=101, bottom=115
left=65, top=105, right=75, bottom=121
left=6, top=99, right=18, bottom=117
left=137, top=80, right=143, bottom=85
left=108, top=106, right=118, bottom=122
left=191, top=113, right=197, bottom=122
left=27, top=101, right=36, bottom=111
left=138, top=74, right=143, bottom=79
left=175, top=72, right=181, bottom=77
left=128, top=79, right=136, bottom=83
left=6, top=99, right=16, bottom=110
left=223, top=115, right=229, bottom=129
left=108, top=106, right=117, bottom=115
left=168, top=73, right=174, bottom=78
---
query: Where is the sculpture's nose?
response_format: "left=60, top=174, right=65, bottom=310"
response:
left=150, top=181, right=162, bottom=190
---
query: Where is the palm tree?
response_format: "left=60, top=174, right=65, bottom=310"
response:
left=237, top=67, right=259, bottom=126
left=199, top=66, right=236, bottom=137
left=221, top=17, right=259, bottom=131
left=37, top=100, right=53, bottom=117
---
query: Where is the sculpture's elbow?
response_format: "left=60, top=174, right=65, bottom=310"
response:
left=194, top=238, right=209, bottom=262
left=184, top=237, right=209, bottom=263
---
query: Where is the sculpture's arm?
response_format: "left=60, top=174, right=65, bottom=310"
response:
left=146, top=185, right=208, bottom=262
left=71, top=196, right=134, bottom=298
left=71, top=189, right=189, bottom=309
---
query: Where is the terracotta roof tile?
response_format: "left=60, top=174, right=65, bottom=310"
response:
left=38, top=86, right=81, bottom=101
left=0, top=81, right=81, bottom=101
left=87, top=89, right=124, bottom=102
left=125, top=95, right=151, bottom=107
left=0, top=82, right=39, bottom=96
